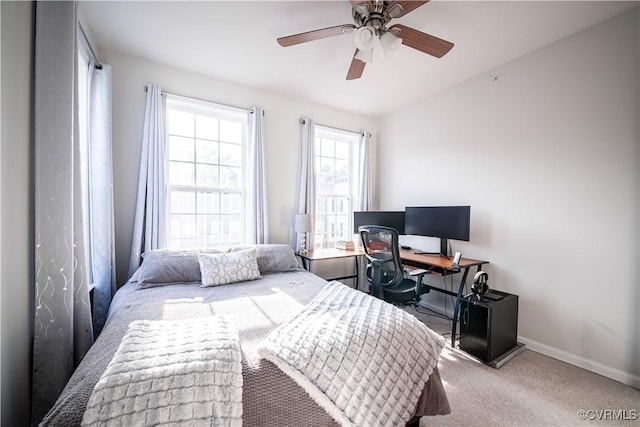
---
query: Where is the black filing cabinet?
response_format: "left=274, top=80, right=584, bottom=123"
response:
left=459, top=290, right=518, bottom=362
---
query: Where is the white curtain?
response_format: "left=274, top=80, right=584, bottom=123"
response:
left=32, top=2, right=93, bottom=424
left=87, top=60, right=116, bottom=336
left=246, top=106, right=268, bottom=244
left=128, top=83, right=166, bottom=277
left=354, top=130, right=372, bottom=211
left=295, top=118, right=316, bottom=251
left=353, top=130, right=373, bottom=291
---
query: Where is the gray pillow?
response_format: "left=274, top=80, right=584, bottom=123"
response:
left=227, top=244, right=300, bottom=273
left=136, top=248, right=226, bottom=289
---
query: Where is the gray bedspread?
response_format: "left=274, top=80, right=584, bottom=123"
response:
left=41, top=270, right=450, bottom=426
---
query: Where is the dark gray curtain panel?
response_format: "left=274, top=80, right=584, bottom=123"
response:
left=32, top=1, right=93, bottom=424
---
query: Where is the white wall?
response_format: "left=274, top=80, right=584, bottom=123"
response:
left=1, top=2, right=34, bottom=426
left=99, top=50, right=378, bottom=285
left=379, top=9, right=640, bottom=386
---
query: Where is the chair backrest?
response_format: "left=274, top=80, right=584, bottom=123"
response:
left=358, top=225, right=404, bottom=289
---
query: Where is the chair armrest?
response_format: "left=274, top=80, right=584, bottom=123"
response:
left=408, top=268, right=429, bottom=277
left=408, top=268, right=431, bottom=297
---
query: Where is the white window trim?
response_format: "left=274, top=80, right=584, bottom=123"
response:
left=165, top=95, right=248, bottom=249
left=314, top=124, right=360, bottom=249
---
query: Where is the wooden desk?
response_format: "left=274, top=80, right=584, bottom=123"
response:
left=299, top=247, right=489, bottom=347
left=400, top=249, right=489, bottom=347
left=298, top=247, right=366, bottom=289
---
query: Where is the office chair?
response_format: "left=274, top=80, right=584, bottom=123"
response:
left=359, top=225, right=429, bottom=304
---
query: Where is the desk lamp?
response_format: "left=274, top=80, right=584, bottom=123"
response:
left=295, top=214, right=312, bottom=254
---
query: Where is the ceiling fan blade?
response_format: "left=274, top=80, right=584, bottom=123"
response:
left=386, top=1, right=429, bottom=18
left=277, top=24, right=356, bottom=47
left=390, top=24, right=453, bottom=58
left=346, top=49, right=366, bottom=80
left=349, top=0, right=373, bottom=17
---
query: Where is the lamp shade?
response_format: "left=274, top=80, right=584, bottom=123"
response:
left=380, top=31, right=402, bottom=55
left=354, top=26, right=375, bottom=51
left=295, top=214, right=312, bottom=233
left=354, top=48, right=374, bottom=63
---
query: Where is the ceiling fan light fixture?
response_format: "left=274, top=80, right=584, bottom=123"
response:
left=380, top=30, right=402, bottom=55
left=354, top=48, right=374, bottom=63
left=354, top=26, right=376, bottom=51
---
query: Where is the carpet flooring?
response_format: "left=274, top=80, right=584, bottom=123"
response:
left=404, top=305, right=640, bottom=427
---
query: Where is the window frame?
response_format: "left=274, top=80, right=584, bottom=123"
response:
left=313, top=125, right=360, bottom=249
left=165, top=95, right=249, bottom=249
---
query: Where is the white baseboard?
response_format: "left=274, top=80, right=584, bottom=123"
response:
left=419, top=295, right=640, bottom=389
left=518, top=336, right=640, bottom=389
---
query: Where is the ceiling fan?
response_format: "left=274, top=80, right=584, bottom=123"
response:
left=277, top=0, right=454, bottom=80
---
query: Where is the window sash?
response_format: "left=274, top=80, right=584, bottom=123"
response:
left=313, top=125, right=359, bottom=249
left=165, top=96, right=247, bottom=249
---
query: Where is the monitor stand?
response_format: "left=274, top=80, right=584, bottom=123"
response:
left=439, top=238, right=450, bottom=258
left=413, top=238, right=450, bottom=258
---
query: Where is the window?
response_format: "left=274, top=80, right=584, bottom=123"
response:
left=165, top=97, right=248, bottom=249
left=314, top=126, right=360, bottom=249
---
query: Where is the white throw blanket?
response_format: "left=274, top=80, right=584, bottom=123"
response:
left=82, top=316, right=242, bottom=427
left=258, top=281, right=445, bottom=427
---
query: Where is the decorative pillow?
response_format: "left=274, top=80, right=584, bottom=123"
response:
left=227, top=244, right=300, bottom=273
left=198, top=249, right=261, bottom=287
left=136, top=248, right=226, bottom=289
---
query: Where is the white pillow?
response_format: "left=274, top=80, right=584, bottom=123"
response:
left=198, top=249, right=261, bottom=287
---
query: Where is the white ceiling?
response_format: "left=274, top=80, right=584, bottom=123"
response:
left=79, top=1, right=638, bottom=117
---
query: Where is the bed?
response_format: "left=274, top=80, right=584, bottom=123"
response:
left=41, top=244, right=450, bottom=427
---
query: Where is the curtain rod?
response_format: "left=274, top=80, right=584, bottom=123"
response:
left=299, top=119, right=364, bottom=137
left=78, top=23, right=102, bottom=70
left=144, top=85, right=260, bottom=115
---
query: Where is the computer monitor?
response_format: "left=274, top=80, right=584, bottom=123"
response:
left=404, top=206, right=470, bottom=256
left=353, top=211, right=405, bottom=234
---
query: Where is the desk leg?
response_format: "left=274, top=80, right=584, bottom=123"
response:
left=354, top=255, right=359, bottom=290
left=451, top=267, right=471, bottom=348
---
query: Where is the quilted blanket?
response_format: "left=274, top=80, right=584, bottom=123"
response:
left=258, top=281, right=445, bottom=427
left=81, top=316, right=242, bottom=427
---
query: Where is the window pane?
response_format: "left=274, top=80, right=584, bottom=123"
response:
left=320, top=157, right=334, bottom=176
left=197, top=191, right=220, bottom=213
left=335, top=159, right=349, bottom=178
left=170, top=237, right=198, bottom=249
left=169, top=161, right=195, bottom=186
left=168, top=136, right=194, bottom=162
left=336, top=198, right=349, bottom=213
left=170, top=214, right=196, bottom=239
left=335, top=176, right=349, bottom=194
left=219, top=142, right=241, bottom=166
left=196, top=164, right=219, bottom=187
left=335, top=141, right=350, bottom=159
left=170, top=190, right=195, bottom=213
left=336, top=214, right=349, bottom=230
left=220, top=119, right=242, bottom=143
left=196, top=115, right=218, bottom=140
left=197, top=215, right=221, bottom=238
left=222, top=192, right=242, bottom=213
left=319, top=175, right=333, bottom=194
left=168, top=110, right=194, bottom=137
left=220, top=166, right=241, bottom=188
left=222, top=215, right=242, bottom=241
left=195, top=139, right=218, bottom=164
left=320, top=138, right=334, bottom=157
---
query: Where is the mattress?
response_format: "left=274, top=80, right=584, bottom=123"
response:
left=41, top=270, right=450, bottom=426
